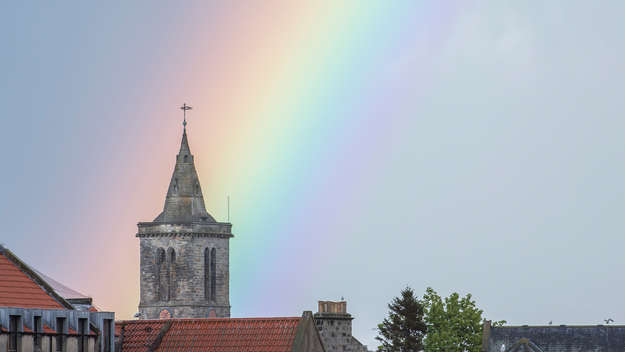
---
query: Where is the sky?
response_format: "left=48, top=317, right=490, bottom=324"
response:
left=1, top=1, right=625, bottom=348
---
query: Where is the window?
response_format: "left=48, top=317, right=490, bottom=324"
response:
left=210, top=248, right=216, bottom=300
left=78, top=318, right=88, bottom=352
left=9, top=315, right=19, bottom=352
left=56, top=317, right=65, bottom=351
left=204, top=248, right=210, bottom=300
left=169, top=248, right=176, bottom=263
left=103, top=319, right=112, bottom=352
left=33, top=316, right=41, bottom=347
left=157, top=248, right=166, bottom=264
left=168, top=248, right=176, bottom=300
left=157, top=247, right=167, bottom=301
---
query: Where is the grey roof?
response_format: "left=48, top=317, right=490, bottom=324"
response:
left=482, top=322, right=625, bottom=352
left=33, top=266, right=95, bottom=311
left=153, top=126, right=216, bottom=223
left=33, top=269, right=89, bottom=299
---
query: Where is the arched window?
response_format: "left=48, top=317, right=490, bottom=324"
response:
left=210, top=248, right=216, bottom=301
left=156, top=248, right=167, bottom=301
left=167, top=248, right=176, bottom=301
left=204, top=248, right=210, bottom=301
left=184, top=154, right=188, bottom=162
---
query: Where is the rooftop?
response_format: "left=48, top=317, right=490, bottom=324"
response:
left=118, top=317, right=302, bottom=352
left=482, top=321, right=625, bottom=352
left=0, top=245, right=71, bottom=310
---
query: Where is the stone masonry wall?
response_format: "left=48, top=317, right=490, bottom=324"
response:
left=315, top=316, right=368, bottom=352
left=139, top=235, right=230, bottom=319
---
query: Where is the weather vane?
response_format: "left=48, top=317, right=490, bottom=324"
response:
left=180, top=103, right=192, bottom=128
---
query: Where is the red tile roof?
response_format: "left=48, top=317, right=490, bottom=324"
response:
left=118, top=317, right=302, bottom=352
left=0, top=252, right=65, bottom=309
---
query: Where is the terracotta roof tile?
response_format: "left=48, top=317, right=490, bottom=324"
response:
left=0, top=253, right=65, bottom=309
left=118, top=317, right=302, bottom=352
left=118, top=320, right=166, bottom=352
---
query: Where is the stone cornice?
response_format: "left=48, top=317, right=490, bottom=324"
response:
left=136, top=232, right=234, bottom=238
left=137, top=221, right=233, bottom=238
left=138, top=303, right=232, bottom=309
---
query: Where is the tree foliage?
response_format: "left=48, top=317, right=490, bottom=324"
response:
left=376, top=287, right=427, bottom=352
left=422, top=287, right=505, bottom=352
left=376, top=287, right=505, bottom=352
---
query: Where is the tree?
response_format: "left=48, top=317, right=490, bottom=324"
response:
left=421, top=287, right=505, bottom=352
left=376, top=287, right=427, bottom=352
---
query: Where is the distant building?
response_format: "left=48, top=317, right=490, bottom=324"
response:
left=116, top=311, right=324, bottom=352
left=137, top=119, right=233, bottom=319
left=0, top=245, right=115, bottom=352
left=481, top=320, right=625, bottom=352
left=314, top=301, right=368, bottom=352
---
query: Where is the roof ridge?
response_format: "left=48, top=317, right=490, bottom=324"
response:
left=117, top=316, right=301, bottom=324
left=497, top=325, right=625, bottom=328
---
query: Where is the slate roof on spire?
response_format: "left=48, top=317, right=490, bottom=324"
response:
left=179, top=127, right=190, bottom=154
left=153, top=126, right=216, bottom=223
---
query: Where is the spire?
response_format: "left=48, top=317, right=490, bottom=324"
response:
left=180, top=127, right=191, bottom=154
left=153, top=106, right=215, bottom=223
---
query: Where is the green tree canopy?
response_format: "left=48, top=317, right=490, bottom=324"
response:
left=422, top=287, right=505, bottom=352
left=376, top=287, right=427, bottom=352
left=376, top=287, right=504, bottom=352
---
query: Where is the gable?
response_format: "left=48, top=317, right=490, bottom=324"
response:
left=0, top=251, right=67, bottom=309
left=292, top=311, right=326, bottom=352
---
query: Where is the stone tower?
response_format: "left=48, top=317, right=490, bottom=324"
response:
left=314, top=301, right=368, bottom=352
left=137, top=120, right=232, bottom=319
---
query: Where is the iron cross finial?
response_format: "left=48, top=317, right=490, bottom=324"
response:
left=180, top=103, right=192, bottom=128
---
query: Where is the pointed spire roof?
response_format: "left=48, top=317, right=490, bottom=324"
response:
left=180, top=127, right=191, bottom=154
left=154, top=125, right=215, bottom=223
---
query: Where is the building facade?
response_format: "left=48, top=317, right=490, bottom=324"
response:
left=137, top=122, right=233, bottom=319
left=0, top=245, right=115, bottom=352
left=314, top=301, right=368, bottom=352
left=481, top=320, right=625, bottom=352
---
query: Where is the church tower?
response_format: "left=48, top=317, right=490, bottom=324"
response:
left=137, top=108, right=232, bottom=319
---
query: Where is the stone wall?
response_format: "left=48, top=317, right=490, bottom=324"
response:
left=314, top=302, right=368, bottom=352
left=138, top=233, right=230, bottom=319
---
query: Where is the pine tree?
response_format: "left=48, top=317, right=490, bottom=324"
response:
left=376, top=287, right=427, bottom=352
